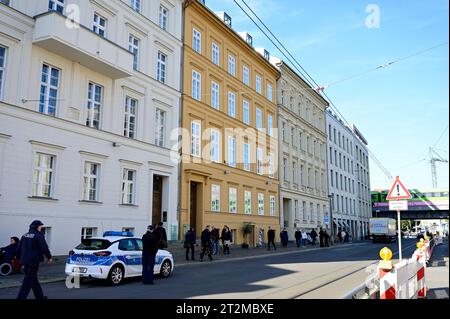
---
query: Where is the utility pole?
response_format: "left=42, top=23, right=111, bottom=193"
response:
left=429, top=147, right=448, bottom=188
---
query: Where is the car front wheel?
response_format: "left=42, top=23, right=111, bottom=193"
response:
left=160, top=260, right=172, bottom=278
left=108, top=265, right=124, bottom=285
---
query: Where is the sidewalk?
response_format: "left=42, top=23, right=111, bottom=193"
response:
left=426, top=237, right=449, bottom=299
left=0, top=240, right=367, bottom=289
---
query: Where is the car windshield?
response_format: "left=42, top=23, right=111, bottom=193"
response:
left=75, top=239, right=111, bottom=250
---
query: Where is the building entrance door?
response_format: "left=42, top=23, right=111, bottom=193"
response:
left=152, top=175, right=163, bottom=225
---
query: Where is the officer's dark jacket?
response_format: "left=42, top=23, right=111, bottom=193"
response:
left=142, top=232, right=158, bottom=257
left=17, top=228, right=52, bottom=266
left=201, top=229, right=211, bottom=245
left=184, top=231, right=196, bottom=244
left=268, top=229, right=275, bottom=240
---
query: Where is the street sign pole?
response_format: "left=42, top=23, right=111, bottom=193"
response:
left=397, top=209, right=402, bottom=261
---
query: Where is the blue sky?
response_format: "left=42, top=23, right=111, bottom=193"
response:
left=206, top=0, right=449, bottom=190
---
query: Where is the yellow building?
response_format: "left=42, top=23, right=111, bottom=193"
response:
left=180, top=0, right=280, bottom=246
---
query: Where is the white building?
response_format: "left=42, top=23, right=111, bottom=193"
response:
left=273, top=58, right=330, bottom=238
left=326, top=110, right=371, bottom=240
left=0, top=0, right=183, bottom=255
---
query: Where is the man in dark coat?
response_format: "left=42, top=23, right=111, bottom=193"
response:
left=323, top=230, right=330, bottom=247
left=184, top=228, right=196, bottom=261
left=211, top=226, right=220, bottom=255
left=0, top=236, right=20, bottom=264
left=294, top=229, right=301, bottom=247
left=280, top=228, right=288, bottom=247
left=16, top=220, right=52, bottom=299
left=200, top=225, right=213, bottom=261
left=319, top=228, right=324, bottom=247
left=142, top=225, right=158, bottom=285
left=154, top=222, right=168, bottom=249
left=267, top=226, right=276, bottom=251
left=310, top=229, right=318, bottom=245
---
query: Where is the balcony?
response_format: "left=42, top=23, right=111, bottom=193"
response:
left=33, top=12, right=133, bottom=79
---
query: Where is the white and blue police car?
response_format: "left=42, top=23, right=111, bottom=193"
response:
left=65, top=231, right=174, bottom=285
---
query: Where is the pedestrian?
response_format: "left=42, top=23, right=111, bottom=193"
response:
left=0, top=236, right=20, bottom=264
left=294, top=229, right=301, bottom=248
left=184, top=227, right=196, bottom=261
left=310, top=229, right=318, bottom=245
left=319, top=228, right=324, bottom=247
left=344, top=230, right=349, bottom=244
left=142, top=225, right=158, bottom=285
left=323, top=230, right=330, bottom=247
left=280, top=228, right=288, bottom=247
left=155, top=222, right=168, bottom=249
left=16, top=220, right=52, bottom=299
left=267, top=226, right=276, bottom=251
left=200, top=225, right=213, bottom=262
left=211, top=226, right=220, bottom=255
left=337, top=229, right=343, bottom=243
left=348, top=230, right=353, bottom=244
left=301, top=229, right=308, bottom=247
left=341, top=230, right=346, bottom=243
left=221, top=226, right=232, bottom=255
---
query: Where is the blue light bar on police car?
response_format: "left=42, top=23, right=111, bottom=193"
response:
left=103, top=231, right=134, bottom=237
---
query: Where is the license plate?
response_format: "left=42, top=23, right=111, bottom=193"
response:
left=72, top=267, right=87, bottom=273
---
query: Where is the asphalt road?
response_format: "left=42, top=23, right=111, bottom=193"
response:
left=0, top=239, right=420, bottom=299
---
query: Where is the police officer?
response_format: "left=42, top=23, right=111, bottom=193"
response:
left=16, top=220, right=52, bottom=299
left=142, top=225, right=158, bottom=285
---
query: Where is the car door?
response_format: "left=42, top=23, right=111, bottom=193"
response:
left=133, top=239, right=143, bottom=275
left=118, top=239, right=140, bottom=276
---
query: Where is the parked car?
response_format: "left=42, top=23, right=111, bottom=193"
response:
left=65, top=231, right=174, bottom=285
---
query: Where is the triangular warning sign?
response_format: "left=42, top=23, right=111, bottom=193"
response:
left=386, top=176, right=412, bottom=200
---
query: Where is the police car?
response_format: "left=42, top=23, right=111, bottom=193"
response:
left=65, top=231, right=174, bottom=285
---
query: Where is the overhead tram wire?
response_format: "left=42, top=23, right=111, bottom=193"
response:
left=432, top=125, right=449, bottom=149
left=232, top=0, right=394, bottom=181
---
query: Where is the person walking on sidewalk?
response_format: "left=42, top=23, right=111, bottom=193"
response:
left=142, top=225, right=158, bottom=285
left=323, top=229, right=330, bottom=247
left=301, top=229, right=308, bottom=247
left=319, top=228, right=324, bottom=247
left=200, top=225, right=213, bottom=262
left=310, top=229, right=318, bottom=245
left=280, top=228, right=288, bottom=247
left=16, top=220, right=52, bottom=299
left=155, top=222, right=168, bottom=249
left=341, top=230, right=347, bottom=244
left=295, top=229, right=301, bottom=248
left=211, top=226, right=220, bottom=255
left=337, top=229, right=343, bottom=243
left=267, top=226, right=276, bottom=251
left=184, top=227, right=196, bottom=261
left=221, top=226, right=232, bottom=255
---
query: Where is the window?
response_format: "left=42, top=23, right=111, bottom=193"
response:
left=329, top=125, right=332, bottom=140
left=193, top=29, right=201, bottom=53
left=228, top=92, right=236, bottom=117
left=86, top=82, right=102, bottom=129
left=299, top=132, right=303, bottom=150
left=330, top=170, right=334, bottom=187
left=48, top=0, right=64, bottom=13
left=155, top=108, right=166, bottom=147
left=228, top=136, right=236, bottom=167
left=128, top=35, right=140, bottom=70
left=210, top=129, right=220, bottom=163
left=93, top=13, right=107, bottom=37
left=211, top=82, right=220, bottom=110
left=270, top=196, right=276, bottom=217
left=192, top=70, right=201, bottom=101
left=258, top=193, right=264, bottom=215
left=244, top=191, right=252, bottom=214
left=39, top=64, right=60, bottom=116
left=330, top=147, right=333, bottom=164
left=295, top=200, right=299, bottom=220
left=121, top=169, right=136, bottom=205
left=33, top=153, right=55, bottom=198
left=131, top=0, right=141, bottom=12
left=302, top=201, right=306, bottom=220
left=159, top=5, right=168, bottom=30
left=228, top=55, right=236, bottom=76
left=268, top=115, right=273, bottom=137
left=291, top=128, right=295, bottom=146
left=257, top=148, right=263, bottom=175
left=157, top=51, right=167, bottom=83
left=283, top=158, right=287, bottom=181
left=211, top=184, right=220, bottom=212
left=0, top=46, right=5, bottom=99
left=82, top=162, right=100, bottom=201
left=243, top=66, right=250, bottom=86
left=191, top=121, right=201, bottom=157
left=243, top=100, right=250, bottom=125
left=119, top=239, right=136, bottom=251
left=267, top=83, right=273, bottom=101
left=229, top=188, right=237, bottom=214
left=243, top=143, right=250, bottom=171
left=292, top=161, right=297, bottom=184
left=81, top=227, right=97, bottom=240
left=300, top=165, right=304, bottom=185
left=256, top=108, right=262, bottom=131
left=268, top=153, right=274, bottom=178
left=282, top=122, right=286, bottom=142
left=124, top=97, right=137, bottom=139
left=212, top=43, right=219, bottom=65
left=256, top=75, right=262, bottom=94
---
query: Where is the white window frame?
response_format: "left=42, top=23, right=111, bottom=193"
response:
left=159, top=5, right=168, bottom=30
left=193, top=28, right=201, bottom=53
left=228, top=92, right=236, bottom=117
left=192, top=70, right=201, bottom=101
left=211, top=184, right=220, bottom=212
left=0, top=46, right=6, bottom=100
left=128, top=35, right=140, bottom=70
left=228, top=136, right=236, bottom=167
left=48, top=0, right=64, bottom=13
left=124, top=96, right=137, bottom=139
left=32, top=152, right=56, bottom=198
left=210, top=129, right=220, bottom=163
left=229, top=188, right=237, bottom=214
left=228, top=55, right=236, bottom=76
left=82, top=162, right=100, bottom=201
left=243, top=65, right=250, bottom=86
left=121, top=168, right=136, bottom=205
left=157, top=51, right=167, bottom=83
left=211, top=81, right=220, bottom=110
left=93, top=13, right=107, bottom=37
left=131, top=0, right=141, bottom=12
left=243, top=100, right=250, bottom=125
left=81, top=227, right=97, bottom=240
left=258, top=193, right=264, bottom=216
left=39, top=63, right=60, bottom=116
left=244, top=191, right=252, bottom=215
left=243, top=142, right=250, bottom=171
left=256, top=75, right=262, bottom=94
left=86, top=82, right=102, bottom=129
left=256, top=108, right=263, bottom=131
left=155, top=108, right=166, bottom=147
left=267, top=83, right=273, bottom=101
left=257, top=147, right=264, bottom=175
left=267, top=114, right=273, bottom=137
left=268, top=153, right=274, bottom=178
left=212, top=42, right=219, bottom=65
left=270, top=195, right=276, bottom=217
left=191, top=121, right=201, bottom=157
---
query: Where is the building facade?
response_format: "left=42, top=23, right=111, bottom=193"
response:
left=180, top=0, right=280, bottom=245
left=274, top=59, right=330, bottom=239
left=326, top=110, right=370, bottom=239
left=0, top=0, right=183, bottom=255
